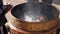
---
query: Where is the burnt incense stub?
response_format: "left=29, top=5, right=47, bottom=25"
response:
left=11, top=0, right=59, bottom=31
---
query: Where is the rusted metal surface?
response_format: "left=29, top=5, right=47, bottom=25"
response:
left=10, top=29, right=57, bottom=34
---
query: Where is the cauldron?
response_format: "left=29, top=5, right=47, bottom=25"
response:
left=11, top=0, right=59, bottom=31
